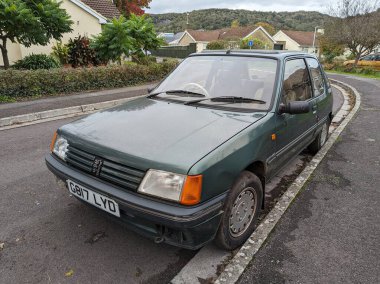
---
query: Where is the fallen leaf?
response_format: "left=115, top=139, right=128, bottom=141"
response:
left=65, top=269, right=74, bottom=277
left=85, top=231, right=106, bottom=244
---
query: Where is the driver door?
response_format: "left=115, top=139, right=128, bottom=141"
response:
left=270, top=58, right=317, bottom=174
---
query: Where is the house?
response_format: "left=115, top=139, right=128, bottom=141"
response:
left=1, top=0, right=120, bottom=66
left=273, top=30, right=320, bottom=55
left=168, top=32, right=185, bottom=46
left=157, top=33, right=175, bottom=44
left=177, top=26, right=277, bottom=52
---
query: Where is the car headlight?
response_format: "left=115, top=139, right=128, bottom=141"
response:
left=50, top=132, right=69, bottom=161
left=138, top=169, right=202, bottom=205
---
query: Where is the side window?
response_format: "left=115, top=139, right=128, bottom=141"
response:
left=306, top=58, right=325, bottom=96
left=283, top=59, right=312, bottom=104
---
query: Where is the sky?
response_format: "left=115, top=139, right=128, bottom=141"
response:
left=149, top=0, right=331, bottom=14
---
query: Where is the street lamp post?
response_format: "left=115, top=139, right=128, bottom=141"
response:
left=313, top=26, right=321, bottom=54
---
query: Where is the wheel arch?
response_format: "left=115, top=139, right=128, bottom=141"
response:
left=245, top=160, right=267, bottom=209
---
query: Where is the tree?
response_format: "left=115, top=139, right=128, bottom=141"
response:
left=231, top=20, right=240, bottom=28
left=206, top=40, right=228, bottom=50
left=0, top=0, right=72, bottom=69
left=325, top=0, right=380, bottom=66
left=91, top=16, right=133, bottom=64
left=255, top=22, right=276, bottom=35
left=91, top=15, right=162, bottom=64
left=127, top=14, right=163, bottom=57
left=115, top=0, right=152, bottom=16
left=318, top=35, right=345, bottom=63
left=240, top=37, right=266, bottom=49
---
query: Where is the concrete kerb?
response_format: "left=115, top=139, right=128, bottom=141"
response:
left=212, top=80, right=361, bottom=284
left=0, top=96, right=141, bottom=131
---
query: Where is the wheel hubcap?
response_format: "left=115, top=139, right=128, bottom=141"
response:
left=229, top=188, right=257, bottom=237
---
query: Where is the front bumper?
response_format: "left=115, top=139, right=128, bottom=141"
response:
left=45, top=154, right=226, bottom=250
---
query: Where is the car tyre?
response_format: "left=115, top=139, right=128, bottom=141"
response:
left=308, top=118, right=330, bottom=154
left=214, top=171, right=263, bottom=251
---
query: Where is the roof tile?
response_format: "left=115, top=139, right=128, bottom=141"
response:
left=81, top=0, right=120, bottom=19
left=281, top=30, right=317, bottom=46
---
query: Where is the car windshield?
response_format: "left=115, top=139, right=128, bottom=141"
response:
left=152, top=56, right=278, bottom=111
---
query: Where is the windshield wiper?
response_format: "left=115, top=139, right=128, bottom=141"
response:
left=184, top=96, right=266, bottom=105
left=148, top=90, right=206, bottom=98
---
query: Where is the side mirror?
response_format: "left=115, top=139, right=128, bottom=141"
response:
left=279, top=101, right=311, bottom=115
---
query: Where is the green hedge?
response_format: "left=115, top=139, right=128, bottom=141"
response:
left=0, top=61, right=177, bottom=98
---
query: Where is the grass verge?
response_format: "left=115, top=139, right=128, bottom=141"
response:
left=326, top=70, right=380, bottom=80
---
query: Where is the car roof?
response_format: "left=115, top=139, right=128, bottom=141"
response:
left=191, top=49, right=316, bottom=60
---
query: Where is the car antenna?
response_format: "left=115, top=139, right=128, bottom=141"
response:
left=226, top=49, right=232, bottom=55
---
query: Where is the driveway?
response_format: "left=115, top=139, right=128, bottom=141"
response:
left=238, top=75, right=380, bottom=283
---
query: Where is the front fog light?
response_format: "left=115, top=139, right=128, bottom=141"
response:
left=52, top=135, right=69, bottom=161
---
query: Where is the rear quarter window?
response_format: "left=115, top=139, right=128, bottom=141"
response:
left=306, top=58, right=325, bottom=97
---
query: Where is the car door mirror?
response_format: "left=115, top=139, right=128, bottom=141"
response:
left=279, top=101, right=311, bottom=114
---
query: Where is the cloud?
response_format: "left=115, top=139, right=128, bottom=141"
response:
left=149, top=0, right=330, bottom=14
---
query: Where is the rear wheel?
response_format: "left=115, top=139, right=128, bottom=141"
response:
left=214, top=171, right=263, bottom=250
left=309, top=119, right=330, bottom=154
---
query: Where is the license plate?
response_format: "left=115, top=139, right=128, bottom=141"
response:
left=67, top=180, right=120, bottom=217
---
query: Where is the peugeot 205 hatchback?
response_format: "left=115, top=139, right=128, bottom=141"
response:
left=46, top=51, right=333, bottom=250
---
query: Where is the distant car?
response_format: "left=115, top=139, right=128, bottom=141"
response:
left=344, top=53, right=380, bottom=70
left=46, top=51, right=333, bottom=250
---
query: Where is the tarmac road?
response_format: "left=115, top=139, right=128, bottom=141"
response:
left=0, top=87, right=343, bottom=284
left=238, top=75, right=380, bottom=283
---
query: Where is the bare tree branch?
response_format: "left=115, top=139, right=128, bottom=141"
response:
left=324, top=0, right=380, bottom=66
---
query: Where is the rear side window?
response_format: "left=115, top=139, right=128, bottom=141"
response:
left=306, top=58, right=325, bottom=97
left=282, top=59, right=312, bottom=103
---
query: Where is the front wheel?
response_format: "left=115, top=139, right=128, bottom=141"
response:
left=308, top=118, right=330, bottom=154
left=214, top=171, right=263, bottom=250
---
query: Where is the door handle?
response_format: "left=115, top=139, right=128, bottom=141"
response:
left=312, top=104, right=317, bottom=114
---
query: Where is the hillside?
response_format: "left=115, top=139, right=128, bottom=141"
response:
left=150, top=8, right=331, bottom=33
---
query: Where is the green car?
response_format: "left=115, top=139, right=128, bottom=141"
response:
left=46, top=51, right=333, bottom=250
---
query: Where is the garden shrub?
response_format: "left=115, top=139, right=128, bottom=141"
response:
left=51, top=41, right=69, bottom=65
left=131, top=55, right=157, bottom=65
left=0, top=61, right=178, bottom=98
left=240, top=37, right=265, bottom=49
left=206, top=40, right=228, bottom=50
left=13, top=54, right=61, bottom=70
left=67, top=36, right=100, bottom=68
left=322, top=61, right=379, bottom=77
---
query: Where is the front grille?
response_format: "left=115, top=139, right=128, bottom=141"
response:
left=66, top=145, right=145, bottom=191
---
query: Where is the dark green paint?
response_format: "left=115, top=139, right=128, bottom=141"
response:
left=58, top=51, right=333, bottom=204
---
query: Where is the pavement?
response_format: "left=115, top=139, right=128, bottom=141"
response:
left=238, top=74, right=380, bottom=283
left=0, top=86, right=344, bottom=284
left=0, top=83, right=155, bottom=119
